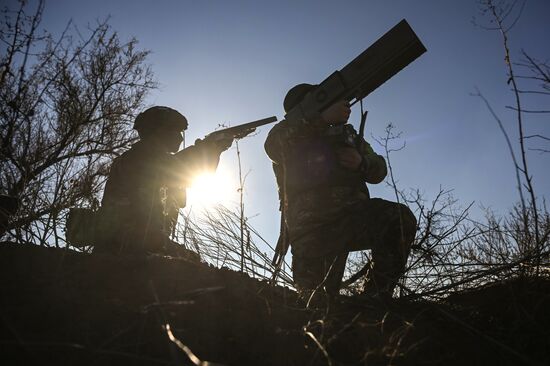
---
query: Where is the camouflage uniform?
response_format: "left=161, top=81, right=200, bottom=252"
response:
left=96, top=139, right=220, bottom=259
left=265, top=117, right=417, bottom=296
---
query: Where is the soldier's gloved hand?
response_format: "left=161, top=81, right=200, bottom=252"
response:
left=213, top=137, right=234, bottom=152
left=195, top=137, right=234, bottom=152
left=320, top=100, right=351, bottom=125
left=337, top=147, right=363, bottom=170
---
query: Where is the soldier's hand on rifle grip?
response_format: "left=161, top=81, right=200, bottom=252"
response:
left=320, top=100, right=351, bottom=125
left=214, top=137, right=234, bottom=152
left=336, top=147, right=363, bottom=171
left=234, top=127, right=256, bottom=139
left=195, top=136, right=233, bottom=153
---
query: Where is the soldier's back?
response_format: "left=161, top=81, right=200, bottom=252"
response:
left=96, top=142, right=167, bottom=253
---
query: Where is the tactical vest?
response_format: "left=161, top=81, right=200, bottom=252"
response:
left=281, top=124, right=366, bottom=196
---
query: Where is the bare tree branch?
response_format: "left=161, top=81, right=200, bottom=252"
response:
left=0, top=1, right=156, bottom=244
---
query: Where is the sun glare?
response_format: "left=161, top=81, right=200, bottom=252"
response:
left=186, top=168, right=235, bottom=208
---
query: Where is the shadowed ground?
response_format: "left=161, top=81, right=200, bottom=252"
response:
left=1, top=243, right=549, bottom=365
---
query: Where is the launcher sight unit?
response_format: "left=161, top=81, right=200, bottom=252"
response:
left=284, top=19, right=427, bottom=122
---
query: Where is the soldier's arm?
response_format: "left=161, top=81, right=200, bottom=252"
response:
left=266, top=99, right=351, bottom=162
left=170, top=140, right=229, bottom=186
left=357, top=138, right=387, bottom=184
left=176, top=143, right=220, bottom=167
left=264, top=118, right=315, bottom=164
left=264, top=122, right=286, bottom=164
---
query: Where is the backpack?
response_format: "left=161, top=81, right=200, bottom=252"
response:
left=65, top=208, right=98, bottom=247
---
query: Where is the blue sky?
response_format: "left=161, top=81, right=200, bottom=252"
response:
left=37, top=0, right=550, bottom=247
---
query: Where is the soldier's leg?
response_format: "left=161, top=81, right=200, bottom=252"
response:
left=163, top=239, right=201, bottom=262
left=364, top=201, right=416, bottom=296
left=292, top=252, right=348, bottom=297
left=347, top=199, right=417, bottom=297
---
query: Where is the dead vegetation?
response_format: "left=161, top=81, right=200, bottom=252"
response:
left=1, top=0, right=550, bottom=365
left=1, top=243, right=549, bottom=366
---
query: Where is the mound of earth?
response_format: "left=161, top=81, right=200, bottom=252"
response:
left=1, top=243, right=549, bottom=365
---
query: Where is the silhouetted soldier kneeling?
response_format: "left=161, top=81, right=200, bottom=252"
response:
left=95, top=106, right=233, bottom=259
left=266, top=84, right=417, bottom=300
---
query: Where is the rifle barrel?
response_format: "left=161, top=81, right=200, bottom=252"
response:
left=208, top=116, right=278, bottom=138
left=220, top=116, right=278, bottom=135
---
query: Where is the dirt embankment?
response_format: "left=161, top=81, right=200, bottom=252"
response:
left=1, top=244, right=549, bottom=365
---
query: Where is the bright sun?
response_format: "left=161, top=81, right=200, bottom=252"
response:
left=186, top=168, right=235, bottom=208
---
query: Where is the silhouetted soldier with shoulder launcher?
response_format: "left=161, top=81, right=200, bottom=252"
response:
left=266, top=86, right=417, bottom=299
left=266, top=20, right=425, bottom=299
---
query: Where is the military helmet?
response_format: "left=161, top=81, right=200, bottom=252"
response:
left=283, top=83, right=317, bottom=113
left=133, top=106, right=188, bottom=134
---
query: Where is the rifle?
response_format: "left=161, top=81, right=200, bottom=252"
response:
left=284, top=19, right=427, bottom=122
left=202, top=116, right=278, bottom=143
